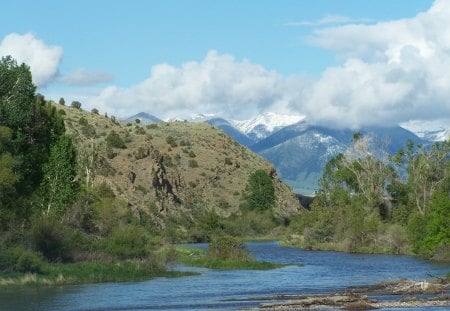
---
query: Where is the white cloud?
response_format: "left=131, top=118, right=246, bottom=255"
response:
left=285, top=15, right=374, bottom=27
left=0, top=33, right=63, bottom=87
left=89, top=50, right=309, bottom=120
left=89, top=0, right=450, bottom=128
left=294, top=0, right=450, bottom=128
left=61, top=68, right=114, bottom=86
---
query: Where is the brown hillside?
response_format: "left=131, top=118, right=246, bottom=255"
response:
left=58, top=104, right=302, bottom=228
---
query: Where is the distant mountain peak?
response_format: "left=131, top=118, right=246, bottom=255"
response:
left=233, top=112, right=306, bottom=140
left=400, top=119, right=450, bottom=142
left=125, top=112, right=162, bottom=124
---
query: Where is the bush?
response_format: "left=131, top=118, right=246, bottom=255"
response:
left=224, top=157, right=233, bottom=165
left=207, top=236, right=252, bottom=261
left=106, top=131, right=126, bottom=149
left=15, top=251, right=44, bottom=273
left=0, top=247, right=44, bottom=273
left=29, top=217, right=74, bottom=262
left=71, top=101, right=82, bottom=109
left=91, top=108, right=99, bottom=114
left=135, top=126, right=146, bottom=135
left=188, top=159, right=198, bottom=168
left=166, top=135, right=178, bottom=147
left=103, top=225, right=151, bottom=259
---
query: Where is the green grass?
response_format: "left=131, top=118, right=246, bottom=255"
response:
left=175, top=246, right=286, bottom=270
left=0, top=260, right=195, bottom=287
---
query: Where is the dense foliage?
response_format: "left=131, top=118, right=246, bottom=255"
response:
left=244, top=169, right=275, bottom=211
left=290, top=134, right=449, bottom=259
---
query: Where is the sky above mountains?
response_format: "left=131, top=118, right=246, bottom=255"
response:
left=1, top=0, right=449, bottom=128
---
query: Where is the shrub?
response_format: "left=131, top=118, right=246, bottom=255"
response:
left=224, top=157, right=233, bottom=165
left=71, top=101, right=82, bottom=109
left=166, top=135, right=178, bottom=147
left=188, top=150, right=196, bottom=158
left=188, top=159, right=198, bottom=168
left=135, top=126, right=146, bottom=135
left=91, top=108, right=99, bottom=114
left=106, top=131, right=126, bottom=149
left=134, top=146, right=150, bottom=160
left=103, top=225, right=151, bottom=259
left=0, top=247, right=44, bottom=273
left=79, top=117, right=88, bottom=126
left=29, top=217, right=74, bottom=262
left=207, top=236, right=252, bottom=261
left=146, top=124, right=158, bottom=129
left=15, top=251, right=44, bottom=273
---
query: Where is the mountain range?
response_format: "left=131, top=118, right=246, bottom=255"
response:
left=126, top=112, right=448, bottom=195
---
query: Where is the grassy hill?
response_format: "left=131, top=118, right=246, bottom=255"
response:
left=59, top=104, right=302, bottom=235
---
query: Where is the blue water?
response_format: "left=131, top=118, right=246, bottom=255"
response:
left=0, top=242, right=448, bottom=310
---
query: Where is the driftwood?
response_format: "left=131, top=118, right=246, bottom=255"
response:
left=252, top=279, right=449, bottom=310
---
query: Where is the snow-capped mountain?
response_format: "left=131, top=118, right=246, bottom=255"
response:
left=400, top=119, right=450, bottom=142
left=126, top=111, right=432, bottom=194
left=168, top=113, right=218, bottom=122
left=233, top=112, right=305, bottom=141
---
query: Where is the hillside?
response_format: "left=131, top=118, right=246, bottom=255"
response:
left=59, top=105, right=302, bottom=229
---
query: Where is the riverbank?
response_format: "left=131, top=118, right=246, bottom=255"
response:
left=0, top=260, right=195, bottom=287
left=254, top=278, right=450, bottom=310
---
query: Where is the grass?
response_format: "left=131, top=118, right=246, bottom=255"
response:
left=0, top=260, right=196, bottom=287
left=175, top=246, right=286, bottom=270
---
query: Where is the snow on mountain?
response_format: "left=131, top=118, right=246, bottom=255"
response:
left=232, top=112, right=305, bottom=140
left=400, top=119, right=450, bottom=142
left=167, top=113, right=217, bottom=122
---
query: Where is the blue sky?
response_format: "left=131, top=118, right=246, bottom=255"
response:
left=1, top=0, right=449, bottom=127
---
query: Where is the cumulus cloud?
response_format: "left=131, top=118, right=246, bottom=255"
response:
left=90, top=50, right=309, bottom=120
left=89, top=0, right=450, bottom=128
left=0, top=33, right=63, bottom=87
left=294, top=0, right=450, bottom=128
left=61, top=68, right=114, bottom=86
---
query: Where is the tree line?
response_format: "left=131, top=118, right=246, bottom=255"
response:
left=291, top=133, right=449, bottom=259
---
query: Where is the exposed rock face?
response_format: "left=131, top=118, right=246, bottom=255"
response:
left=151, top=155, right=181, bottom=211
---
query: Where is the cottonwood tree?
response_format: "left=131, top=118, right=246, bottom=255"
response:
left=395, top=140, right=450, bottom=214
left=342, top=134, right=395, bottom=213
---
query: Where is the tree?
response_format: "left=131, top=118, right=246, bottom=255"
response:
left=40, top=135, right=78, bottom=215
left=71, top=101, right=81, bottom=109
left=245, top=169, right=275, bottom=211
left=91, top=108, right=99, bottom=114
left=58, top=97, right=65, bottom=105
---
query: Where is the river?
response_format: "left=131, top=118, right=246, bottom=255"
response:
left=1, top=241, right=448, bottom=310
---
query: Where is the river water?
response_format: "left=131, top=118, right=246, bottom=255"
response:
left=1, top=242, right=448, bottom=310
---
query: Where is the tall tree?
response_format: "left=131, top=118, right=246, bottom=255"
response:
left=40, top=135, right=78, bottom=216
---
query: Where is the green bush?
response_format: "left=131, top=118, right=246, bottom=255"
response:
left=207, top=236, right=252, bottom=261
left=106, top=131, right=126, bottom=149
left=135, top=126, right=146, bottom=135
left=0, top=247, right=43, bottom=273
left=166, top=135, right=178, bottom=147
left=15, top=251, right=44, bottom=273
left=103, top=225, right=151, bottom=259
left=29, top=217, right=74, bottom=262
